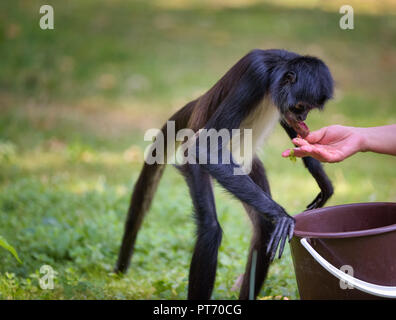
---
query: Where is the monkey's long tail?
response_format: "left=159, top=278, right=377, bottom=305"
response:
left=115, top=161, right=166, bottom=273
left=115, top=102, right=195, bottom=274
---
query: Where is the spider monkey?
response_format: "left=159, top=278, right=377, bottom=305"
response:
left=115, top=49, right=334, bottom=300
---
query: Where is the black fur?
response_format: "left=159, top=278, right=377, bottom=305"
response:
left=177, top=164, right=222, bottom=299
left=239, top=157, right=275, bottom=300
left=115, top=49, right=334, bottom=300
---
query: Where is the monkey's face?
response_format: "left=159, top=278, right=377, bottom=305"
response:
left=272, top=56, right=334, bottom=138
left=283, top=103, right=313, bottom=138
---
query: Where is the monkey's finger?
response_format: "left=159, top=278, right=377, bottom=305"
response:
left=306, top=192, right=323, bottom=210
left=278, top=224, right=289, bottom=259
left=266, top=221, right=281, bottom=255
left=267, top=225, right=281, bottom=261
left=277, top=218, right=296, bottom=259
left=269, top=219, right=287, bottom=262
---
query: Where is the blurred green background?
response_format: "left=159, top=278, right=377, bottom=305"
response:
left=0, top=0, right=395, bottom=299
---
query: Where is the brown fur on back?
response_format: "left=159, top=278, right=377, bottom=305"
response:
left=187, top=53, right=254, bottom=132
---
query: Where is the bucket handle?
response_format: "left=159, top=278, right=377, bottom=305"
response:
left=300, top=238, right=396, bottom=298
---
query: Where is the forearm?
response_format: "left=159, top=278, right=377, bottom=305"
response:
left=202, top=161, right=284, bottom=217
left=194, top=138, right=284, bottom=217
left=356, top=125, right=396, bottom=156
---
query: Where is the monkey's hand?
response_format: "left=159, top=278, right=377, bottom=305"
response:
left=266, top=214, right=295, bottom=262
left=299, top=156, right=334, bottom=211
left=306, top=180, right=333, bottom=210
left=306, top=192, right=326, bottom=210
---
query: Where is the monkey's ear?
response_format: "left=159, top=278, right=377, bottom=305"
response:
left=284, top=71, right=297, bottom=84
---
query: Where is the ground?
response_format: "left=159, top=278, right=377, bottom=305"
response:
left=0, top=0, right=395, bottom=299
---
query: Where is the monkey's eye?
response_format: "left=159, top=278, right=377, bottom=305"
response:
left=284, top=71, right=297, bottom=84
left=294, top=103, right=305, bottom=112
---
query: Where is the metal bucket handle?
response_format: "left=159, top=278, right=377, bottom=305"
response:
left=301, top=238, right=396, bottom=298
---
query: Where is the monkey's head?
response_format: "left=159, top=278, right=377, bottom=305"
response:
left=271, top=56, right=334, bottom=138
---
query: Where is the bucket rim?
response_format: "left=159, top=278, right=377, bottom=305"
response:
left=293, top=202, right=396, bottom=239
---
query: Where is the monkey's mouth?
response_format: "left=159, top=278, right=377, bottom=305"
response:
left=294, top=121, right=310, bottom=138
left=284, top=112, right=310, bottom=138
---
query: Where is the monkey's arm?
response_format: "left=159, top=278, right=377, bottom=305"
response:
left=194, top=69, right=294, bottom=261
left=280, top=120, right=333, bottom=210
left=196, top=138, right=294, bottom=261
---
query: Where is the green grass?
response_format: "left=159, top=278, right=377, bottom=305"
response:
left=0, top=0, right=395, bottom=300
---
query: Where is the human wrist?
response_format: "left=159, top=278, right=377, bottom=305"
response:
left=351, top=127, right=370, bottom=153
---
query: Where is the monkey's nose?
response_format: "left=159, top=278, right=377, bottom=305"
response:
left=297, top=114, right=307, bottom=122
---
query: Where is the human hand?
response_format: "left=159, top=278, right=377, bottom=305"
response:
left=282, top=125, right=365, bottom=163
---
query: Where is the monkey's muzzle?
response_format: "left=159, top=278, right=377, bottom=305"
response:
left=284, top=112, right=310, bottom=138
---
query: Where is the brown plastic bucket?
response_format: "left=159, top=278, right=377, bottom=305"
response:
left=290, top=202, right=396, bottom=299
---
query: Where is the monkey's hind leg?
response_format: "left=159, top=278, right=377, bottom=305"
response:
left=178, top=164, right=222, bottom=300
left=239, top=157, right=274, bottom=300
